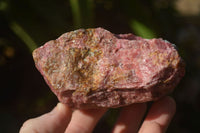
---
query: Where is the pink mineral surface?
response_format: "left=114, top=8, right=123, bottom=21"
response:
left=33, top=28, right=185, bottom=108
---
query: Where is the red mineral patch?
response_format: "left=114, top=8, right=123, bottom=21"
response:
left=33, top=28, right=185, bottom=108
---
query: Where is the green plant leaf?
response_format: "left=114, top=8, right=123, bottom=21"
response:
left=9, top=22, right=37, bottom=52
left=70, top=0, right=81, bottom=28
left=130, top=20, right=156, bottom=39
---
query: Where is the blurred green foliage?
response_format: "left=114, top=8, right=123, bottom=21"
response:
left=1, top=0, right=200, bottom=132
left=10, top=21, right=37, bottom=52
left=130, top=20, right=156, bottom=38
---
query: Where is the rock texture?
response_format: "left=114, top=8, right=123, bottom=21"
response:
left=33, top=28, right=185, bottom=108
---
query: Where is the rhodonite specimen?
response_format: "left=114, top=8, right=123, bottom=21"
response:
left=33, top=27, right=185, bottom=108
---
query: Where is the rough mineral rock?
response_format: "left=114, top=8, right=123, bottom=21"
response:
left=33, top=27, right=185, bottom=108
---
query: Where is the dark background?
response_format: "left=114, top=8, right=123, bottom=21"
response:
left=0, top=0, right=200, bottom=132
